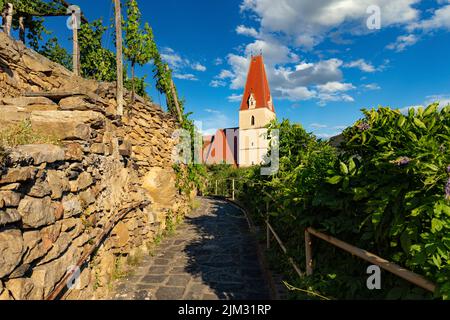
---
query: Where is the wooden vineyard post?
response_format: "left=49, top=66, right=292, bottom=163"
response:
left=305, top=229, right=313, bottom=276
left=18, top=16, right=25, bottom=42
left=266, top=200, right=270, bottom=249
left=215, top=180, right=218, bottom=196
left=114, top=0, right=124, bottom=116
left=5, top=3, right=13, bottom=36
left=166, top=65, right=183, bottom=124
left=71, top=10, right=80, bottom=76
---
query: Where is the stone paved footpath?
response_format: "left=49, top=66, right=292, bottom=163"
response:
left=111, top=197, right=271, bottom=300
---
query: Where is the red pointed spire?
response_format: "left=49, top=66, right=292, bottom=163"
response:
left=240, top=55, right=274, bottom=112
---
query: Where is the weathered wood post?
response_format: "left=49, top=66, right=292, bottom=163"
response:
left=71, top=10, right=80, bottom=76
left=232, top=179, right=235, bottom=200
left=266, top=200, right=270, bottom=249
left=166, top=65, right=183, bottom=124
left=5, top=3, right=13, bottom=37
left=18, top=16, right=25, bottom=42
left=114, top=0, right=124, bottom=116
left=305, top=229, right=313, bottom=276
left=215, top=180, right=218, bottom=195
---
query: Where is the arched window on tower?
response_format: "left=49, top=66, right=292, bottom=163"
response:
left=251, top=116, right=255, bottom=126
left=248, top=93, right=256, bottom=109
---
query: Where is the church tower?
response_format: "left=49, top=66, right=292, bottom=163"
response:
left=238, top=55, right=276, bottom=167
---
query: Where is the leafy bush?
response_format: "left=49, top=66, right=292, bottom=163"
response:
left=223, top=105, right=450, bottom=299
left=319, top=104, right=450, bottom=299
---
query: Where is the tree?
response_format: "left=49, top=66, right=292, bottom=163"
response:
left=3, top=0, right=65, bottom=50
left=123, top=0, right=156, bottom=101
left=38, top=36, right=71, bottom=70
left=79, top=19, right=117, bottom=82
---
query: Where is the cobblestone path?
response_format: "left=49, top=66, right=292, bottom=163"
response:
left=112, top=197, right=271, bottom=300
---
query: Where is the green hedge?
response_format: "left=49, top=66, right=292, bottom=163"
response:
left=232, top=104, right=450, bottom=300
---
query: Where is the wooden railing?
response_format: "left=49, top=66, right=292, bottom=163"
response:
left=212, top=181, right=437, bottom=296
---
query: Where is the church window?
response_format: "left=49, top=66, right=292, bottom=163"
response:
left=251, top=116, right=255, bottom=126
left=248, top=93, right=256, bottom=109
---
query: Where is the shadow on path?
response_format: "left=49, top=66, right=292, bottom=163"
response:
left=111, top=197, right=271, bottom=300
left=183, top=197, right=270, bottom=300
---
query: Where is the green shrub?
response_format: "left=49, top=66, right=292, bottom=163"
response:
left=219, top=105, right=450, bottom=300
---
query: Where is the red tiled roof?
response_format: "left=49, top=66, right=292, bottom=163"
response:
left=240, top=55, right=274, bottom=112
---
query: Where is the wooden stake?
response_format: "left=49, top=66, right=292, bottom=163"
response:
left=305, top=230, right=313, bottom=276
left=114, top=0, right=124, bottom=116
left=18, top=16, right=25, bottom=42
left=167, top=65, right=183, bottom=124
left=5, top=3, right=13, bottom=37
left=71, top=11, right=80, bottom=76
left=215, top=180, right=218, bottom=195
left=232, top=179, right=235, bottom=200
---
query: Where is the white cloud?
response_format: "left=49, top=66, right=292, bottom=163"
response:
left=204, top=108, right=221, bottom=114
left=227, top=54, right=250, bottom=90
left=240, top=0, right=420, bottom=49
left=210, top=80, right=227, bottom=88
left=161, top=47, right=207, bottom=73
left=386, top=34, right=419, bottom=52
left=214, top=58, right=224, bottom=65
left=317, top=81, right=355, bottom=93
left=192, top=63, right=207, bottom=72
left=244, top=39, right=300, bottom=65
left=275, top=87, right=317, bottom=101
left=173, top=73, right=198, bottom=81
left=363, top=83, right=381, bottom=90
left=228, top=94, right=244, bottom=102
left=236, top=25, right=259, bottom=37
left=161, top=47, right=185, bottom=69
left=344, top=59, right=376, bottom=73
left=218, top=70, right=234, bottom=79
left=408, top=4, right=450, bottom=31
left=318, top=93, right=354, bottom=106
left=287, top=59, right=344, bottom=87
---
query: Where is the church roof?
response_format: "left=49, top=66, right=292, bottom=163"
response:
left=240, top=55, right=274, bottom=112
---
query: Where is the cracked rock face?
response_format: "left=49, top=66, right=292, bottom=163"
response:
left=0, top=229, right=24, bottom=279
left=18, top=196, right=57, bottom=229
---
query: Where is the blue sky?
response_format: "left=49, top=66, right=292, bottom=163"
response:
left=40, top=0, right=450, bottom=138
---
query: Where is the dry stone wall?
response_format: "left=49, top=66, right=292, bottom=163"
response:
left=0, top=32, right=192, bottom=300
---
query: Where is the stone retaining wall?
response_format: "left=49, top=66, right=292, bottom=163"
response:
left=0, top=32, right=192, bottom=300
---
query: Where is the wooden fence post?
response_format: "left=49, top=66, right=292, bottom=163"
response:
left=71, top=11, right=80, bottom=76
left=114, top=0, right=124, bottom=116
left=5, top=3, right=13, bottom=37
left=232, top=179, right=235, bottom=200
left=215, top=180, right=218, bottom=195
left=18, top=16, right=25, bottom=42
left=305, top=229, right=313, bottom=276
